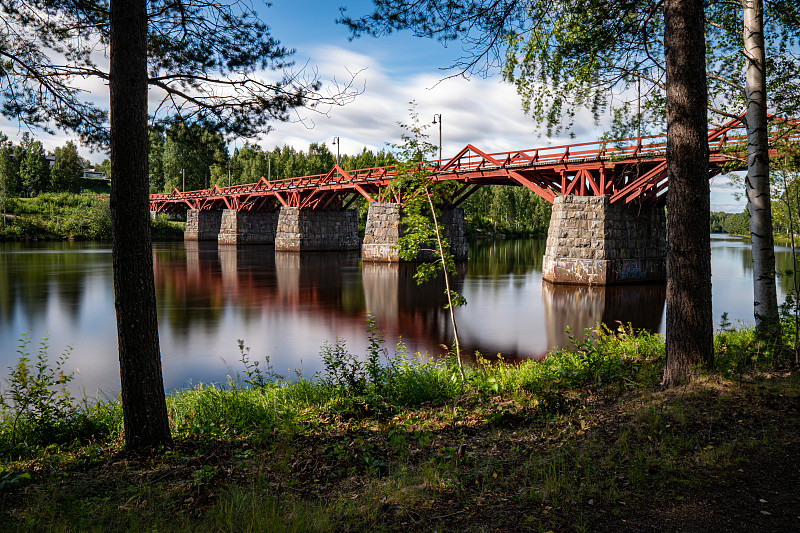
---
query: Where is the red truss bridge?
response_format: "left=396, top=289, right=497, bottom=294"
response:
left=149, top=116, right=793, bottom=215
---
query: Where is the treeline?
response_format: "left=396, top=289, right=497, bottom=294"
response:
left=147, top=122, right=553, bottom=236
left=145, top=122, right=398, bottom=193
left=1, top=124, right=553, bottom=238
left=710, top=210, right=750, bottom=236
left=462, top=186, right=552, bottom=236
left=0, top=133, right=92, bottom=198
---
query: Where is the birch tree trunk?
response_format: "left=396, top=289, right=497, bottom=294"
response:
left=663, top=0, right=714, bottom=387
left=743, top=0, right=780, bottom=335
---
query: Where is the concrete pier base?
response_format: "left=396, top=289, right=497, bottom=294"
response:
left=184, top=209, right=223, bottom=241
left=361, top=202, right=468, bottom=262
left=217, top=209, right=278, bottom=244
left=542, top=196, right=666, bottom=285
left=274, top=207, right=359, bottom=251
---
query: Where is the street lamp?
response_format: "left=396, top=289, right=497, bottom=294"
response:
left=432, top=114, right=442, bottom=163
left=332, top=136, right=340, bottom=165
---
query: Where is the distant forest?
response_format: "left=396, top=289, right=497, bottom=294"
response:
left=7, top=122, right=781, bottom=240
left=710, top=210, right=750, bottom=236
left=139, top=123, right=553, bottom=236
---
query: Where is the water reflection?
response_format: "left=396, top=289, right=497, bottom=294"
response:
left=542, top=283, right=666, bottom=354
left=362, top=261, right=465, bottom=356
left=1, top=235, right=788, bottom=395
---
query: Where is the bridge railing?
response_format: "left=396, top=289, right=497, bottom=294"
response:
left=151, top=116, right=800, bottom=205
left=425, top=122, right=752, bottom=173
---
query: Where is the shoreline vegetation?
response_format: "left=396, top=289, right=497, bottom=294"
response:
left=1, top=320, right=798, bottom=531
left=0, top=193, right=184, bottom=241
left=0, top=193, right=781, bottom=244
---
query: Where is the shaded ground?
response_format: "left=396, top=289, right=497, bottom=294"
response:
left=2, top=372, right=799, bottom=532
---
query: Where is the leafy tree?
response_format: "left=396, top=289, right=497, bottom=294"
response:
left=232, top=143, right=270, bottom=185
left=50, top=141, right=83, bottom=193
left=710, top=211, right=732, bottom=233
left=461, top=185, right=551, bottom=235
left=725, top=210, right=751, bottom=236
left=94, top=159, right=111, bottom=179
left=18, top=133, right=49, bottom=197
left=0, top=135, right=14, bottom=223
left=162, top=123, right=228, bottom=191
left=306, top=142, right=337, bottom=174
left=0, top=133, right=17, bottom=192
left=148, top=129, right=165, bottom=193
left=392, top=103, right=467, bottom=377
left=345, top=147, right=397, bottom=171
left=1, top=0, right=355, bottom=450
left=769, top=124, right=800, bottom=362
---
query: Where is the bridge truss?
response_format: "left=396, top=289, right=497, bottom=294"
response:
left=149, top=116, right=791, bottom=215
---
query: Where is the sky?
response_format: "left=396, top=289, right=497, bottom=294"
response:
left=0, top=0, right=745, bottom=212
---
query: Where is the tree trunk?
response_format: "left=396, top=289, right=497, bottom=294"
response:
left=663, top=0, right=714, bottom=387
left=110, top=0, right=173, bottom=450
left=743, top=0, right=779, bottom=335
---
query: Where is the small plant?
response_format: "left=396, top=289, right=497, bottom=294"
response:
left=236, top=339, right=281, bottom=388
left=320, top=338, right=367, bottom=394
left=0, top=332, right=77, bottom=447
left=391, top=102, right=468, bottom=380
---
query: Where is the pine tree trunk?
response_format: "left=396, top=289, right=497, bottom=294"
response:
left=743, top=0, right=779, bottom=335
left=663, top=0, right=714, bottom=387
left=110, top=0, right=172, bottom=450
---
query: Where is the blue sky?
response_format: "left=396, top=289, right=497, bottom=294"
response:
left=0, top=0, right=745, bottom=212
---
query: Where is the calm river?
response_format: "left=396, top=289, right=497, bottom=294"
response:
left=0, top=235, right=796, bottom=397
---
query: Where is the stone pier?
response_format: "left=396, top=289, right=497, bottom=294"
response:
left=542, top=195, right=666, bottom=285
left=362, top=202, right=468, bottom=262
left=274, top=207, right=359, bottom=251
left=185, top=209, right=223, bottom=241
left=217, top=209, right=279, bottom=245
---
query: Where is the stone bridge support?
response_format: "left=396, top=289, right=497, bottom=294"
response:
left=185, top=209, right=223, bottom=241
left=542, top=195, right=666, bottom=285
left=274, top=207, right=359, bottom=251
left=362, top=202, right=468, bottom=262
left=218, top=209, right=279, bottom=245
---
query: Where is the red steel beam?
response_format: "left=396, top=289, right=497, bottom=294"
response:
left=149, top=118, right=798, bottom=212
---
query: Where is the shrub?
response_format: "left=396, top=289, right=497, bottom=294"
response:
left=0, top=333, right=116, bottom=456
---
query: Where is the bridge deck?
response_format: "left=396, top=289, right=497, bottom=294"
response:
left=149, top=116, right=794, bottom=214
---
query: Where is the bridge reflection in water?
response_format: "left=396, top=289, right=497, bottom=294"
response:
left=155, top=240, right=665, bottom=370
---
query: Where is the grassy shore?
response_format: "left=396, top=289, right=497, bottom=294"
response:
left=1, top=323, right=798, bottom=532
left=0, top=194, right=184, bottom=241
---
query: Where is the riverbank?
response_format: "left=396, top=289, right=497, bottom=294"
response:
left=0, top=194, right=184, bottom=241
left=1, top=324, right=798, bottom=532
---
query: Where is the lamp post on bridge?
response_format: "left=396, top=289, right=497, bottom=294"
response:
left=432, top=114, right=442, bottom=164
left=332, top=136, right=340, bottom=165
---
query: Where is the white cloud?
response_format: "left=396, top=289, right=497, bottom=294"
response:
left=259, top=45, right=605, bottom=159
left=710, top=173, right=746, bottom=212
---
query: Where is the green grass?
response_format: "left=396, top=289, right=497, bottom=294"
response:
left=0, top=193, right=184, bottom=241
left=1, top=321, right=798, bottom=531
